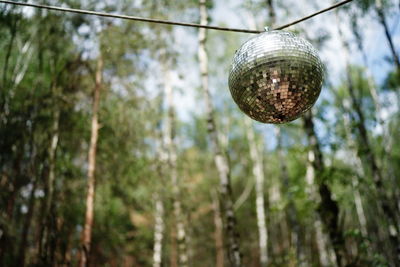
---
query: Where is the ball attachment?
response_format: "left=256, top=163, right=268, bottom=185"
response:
left=228, top=30, right=324, bottom=124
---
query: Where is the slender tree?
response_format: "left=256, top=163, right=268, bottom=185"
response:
left=212, top=190, right=224, bottom=267
left=153, top=122, right=166, bottom=267
left=162, top=62, right=189, bottom=266
left=79, top=55, right=103, bottom=267
left=303, top=110, right=347, bottom=267
left=356, top=0, right=400, bottom=69
left=198, top=0, right=242, bottom=265
left=152, top=190, right=165, bottom=267
left=244, top=117, right=268, bottom=266
left=375, top=0, right=400, bottom=69
left=304, top=134, right=336, bottom=267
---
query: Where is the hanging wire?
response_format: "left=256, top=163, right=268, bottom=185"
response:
left=0, top=0, right=354, bottom=33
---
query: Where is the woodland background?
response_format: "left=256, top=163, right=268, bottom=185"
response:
left=0, top=0, right=400, bottom=266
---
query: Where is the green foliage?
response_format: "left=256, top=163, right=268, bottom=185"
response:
left=0, top=0, right=399, bottom=266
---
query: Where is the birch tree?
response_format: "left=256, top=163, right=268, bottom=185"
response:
left=303, top=110, right=347, bottom=267
left=79, top=55, right=103, bottom=267
left=153, top=133, right=165, bottom=267
left=244, top=118, right=268, bottom=266
left=198, top=0, right=242, bottom=265
left=162, top=62, right=189, bottom=266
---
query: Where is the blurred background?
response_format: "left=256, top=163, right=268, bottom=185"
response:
left=0, top=0, right=399, bottom=266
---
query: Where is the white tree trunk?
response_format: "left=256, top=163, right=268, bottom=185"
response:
left=198, top=0, right=241, bottom=265
left=212, top=191, right=224, bottom=267
left=314, top=218, right=331, bottom=267
left=244, top=117, right=268, bottom=266
left=153, top=195, right=164, bottom=267
left=162, top=66, right=188, bottom=266
left=305, top=150, right=337, bottom=267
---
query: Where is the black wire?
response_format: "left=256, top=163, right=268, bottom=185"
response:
left=0, top=0, right=354, bottom=33
left=274, top=0, right=354, bottom=30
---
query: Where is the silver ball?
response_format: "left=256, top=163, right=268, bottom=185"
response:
left=228, top=30, right=324, bottom=124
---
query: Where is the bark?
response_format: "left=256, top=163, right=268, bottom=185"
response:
left=212, top=191, right=224, bottom=267
left=303, top=111, right=347, bottom=267
left=162, top=66, right=188, bottom=266
left=244, top=117, right=268, bottom=266
left=305, top=148, right=336, bottom=267
left=152, top=124, right=166, bottom=267
left=375, top=0, right=400, bottom=69
left=79, top=55, right=103, bottom=267
left=337, top=21, right=400, bottom=264
left=198, top=0, right=241, bottom=265
left=152, top=195, right=164, bottom=267
left=314, top=218, right=331, bottom=267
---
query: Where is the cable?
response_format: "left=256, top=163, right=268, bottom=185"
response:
left=0, top=0, right=260, bottom=34
left=0, top=0, right=354, bottom=34
left=274, top=0, right=354, bottom=30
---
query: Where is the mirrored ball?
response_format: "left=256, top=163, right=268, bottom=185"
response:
left=228, top=30, right=324, bottom=124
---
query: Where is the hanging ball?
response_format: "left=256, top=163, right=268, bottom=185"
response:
left=228, top=30, right=324, bottom=124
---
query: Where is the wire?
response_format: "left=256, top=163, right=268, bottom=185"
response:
left=0, top=0, right=354, bottom=34
left=274, top=0, right=354, bottom=30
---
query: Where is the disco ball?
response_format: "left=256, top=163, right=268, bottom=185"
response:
left=228, top=30, right=324, bottom=124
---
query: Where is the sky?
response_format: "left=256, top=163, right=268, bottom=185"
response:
left=168, top=0, right=400, bottom=150
left=11, top=0, right=400, bottom=150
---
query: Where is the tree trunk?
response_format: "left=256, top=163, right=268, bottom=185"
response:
left=244, top=117, right=268, bottom=266
left=303, top=110, right=347, bottom=267
left=162, top=66, right=188, bottom=266
left=198, top=1, right=241, bottom=265
left=79, top=55, right=103, bottom=267
left=153, top=123, right=166, bottom=267
left=375, top=0, right=400, bottom=69
left=212, top=191, right=224, bottom=267
left=152, top=195, right=164, bottom=267
left=305, top=147, right=336, bottom=267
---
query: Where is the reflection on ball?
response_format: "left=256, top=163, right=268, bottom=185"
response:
left=228, top=30, right=324, bottom=124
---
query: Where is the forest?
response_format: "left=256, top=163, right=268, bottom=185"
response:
left=0, top=0, right=399, bottom=266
